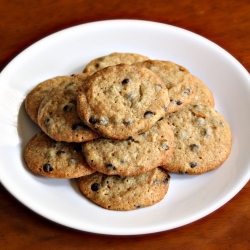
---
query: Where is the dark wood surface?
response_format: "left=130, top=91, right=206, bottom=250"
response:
left=1, top=0, right=250, bottom=249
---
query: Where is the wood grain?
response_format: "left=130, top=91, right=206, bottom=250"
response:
left=0, top=0, right=250, bottom=249
left=1, top=0, right=250, bottom=73
left=1, top=182, right=250, bottom=249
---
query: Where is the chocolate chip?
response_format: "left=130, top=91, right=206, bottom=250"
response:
left=203, top=128, right=213, bottom=136
left=69, top=158, right=78, bottom=164
left=179, top=170, right=188, bottom=174
left=176, top=101, right=183, bottom=106
left=153, top=179, right=159, bottom=185
left=95, top=63, right=100, bottom=68
left=163, top=177, right=169, bottom=185
left=43, top=164, right=53, bottom=172
left=91, top=183, right=100, bottom=191
left=44, top=118, right=51, bottom=126
left=162, top=142, right=169, bottom=150
left=100, top=118, right=108, bottom=126
left=144, top=111, right=154, bottom=118
left=127, top=93, right=133, bottom=101
left=189, top=144, right=200, bottom=152
left=190, top=162, right=198, bottom=168
left=72, top=123, right=82, bottom=130
left=196, top=117, right=205, bottom=126
left=122, top=78, right=130, bottom=84
left=183, top=88, right=191, bottom=95
left=106, top=164, right=116, bottom=171
left=156, top=84, right=162, bottom=90
left=124, top=120, right=132, bottom=125
left=63, top=105, right=72, bottom=112
left=127, top=136, right=134, bottom=141
left=89, top=117, right=98, bottom=124
left=57, top=150, right=66, bottom=156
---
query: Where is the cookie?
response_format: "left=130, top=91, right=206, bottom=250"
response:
left=133, top=60, right=197, bottom=113
left=191, top=75, right=215, bottom=107
left=82, top=119, right=174, bottom=176
left=83, top=52, right=150, bottom=74
left=77, top=64, right=170, bottom=140
left=38, top=74, right=100, bottom=142
left=25, top=75, right=73, bottom=124
left=77, top=167, right=170, bottom=211
left=162, top=104, right=232, bottom=174
left=24, top=131, right=95, bottom=178
left=38, top=74, right=89, bottom=113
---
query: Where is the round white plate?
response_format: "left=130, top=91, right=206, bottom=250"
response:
left=0, top=20, right=250, bottom=235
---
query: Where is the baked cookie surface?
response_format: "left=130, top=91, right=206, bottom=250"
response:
left=25, top=75, right=72, bottom=124
left=134, top=60, right=196, bottom=113
left=83, top=52, right=150, bottom=74
left=38, top=74, right=100, bottom=142
left=163, top=104, right=232, bottom=174
left=24, top=132, right=94, bottom=178
left=191, top=75, right=215, bottom=107
left=78, top=167, right=170, bottom=211
left=77, top=64, right=170, bottom=140
left=38, top=74, right=89, bottom=113
left=82, top=119, right=174, bottom=176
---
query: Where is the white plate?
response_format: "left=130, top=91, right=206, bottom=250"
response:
left=0, top=20, right=250, bottom=236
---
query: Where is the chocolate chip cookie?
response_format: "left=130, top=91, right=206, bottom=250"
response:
left=38, top=74, right=100, bottom=142
left=82, top=119, right=174, bottom=176
left=77, top=64, right=170, bottom=140
left=25, top=75, right=72, bottom=124
left=163, top=104, right=232, bottom=174
left=77, top=167, right=170, bottom=210
left=38, top=74, right=89, bottom=113
left=24, top=131, right=95, bottom=178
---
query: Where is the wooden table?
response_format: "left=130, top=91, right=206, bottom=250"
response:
left=1, top=0, right=250, bottom=249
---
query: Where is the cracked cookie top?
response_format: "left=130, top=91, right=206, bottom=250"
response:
left=163, top=104, right=232, bottom=174
left=134, top=60, right=197, bottom=113
left=82, top=119, right=174, bottom=176
left=24, top=131, right=95, bottom=178
left=77, top=167, right=170, bottom=211
left=37, top=74, right=100, bottom=142
left=77, top=64, right=170, bottom=140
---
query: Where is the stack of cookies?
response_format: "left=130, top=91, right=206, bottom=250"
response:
left=24, top=52, right=232, bottom=211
